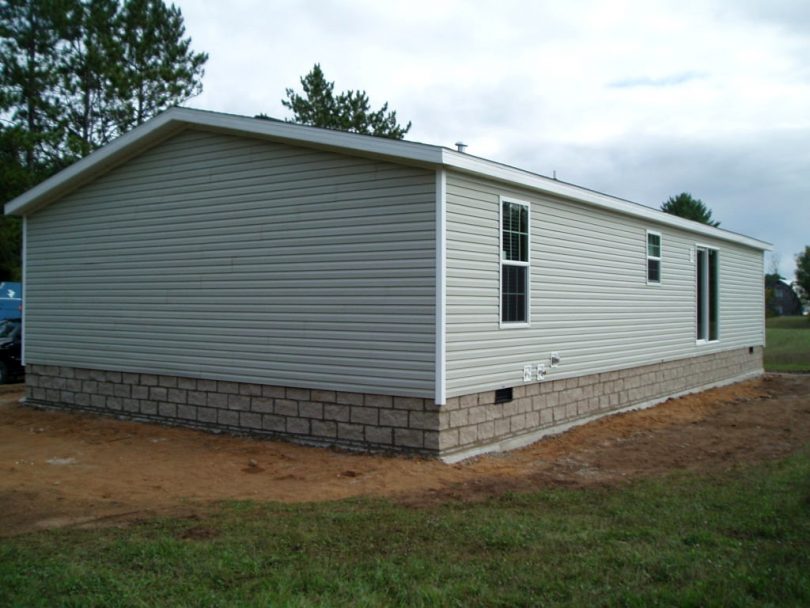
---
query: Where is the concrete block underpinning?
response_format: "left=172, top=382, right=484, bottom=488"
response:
left=23, top=346, right=763, bottom=459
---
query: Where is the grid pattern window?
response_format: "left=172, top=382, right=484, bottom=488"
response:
left=696, top=246, right=719, bottom=342
left=501, top=199, right=530, bottom=325
left=647, top=231, right=661, bottom=284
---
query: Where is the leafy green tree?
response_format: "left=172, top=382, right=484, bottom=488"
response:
left=660, top=192, right=720, bottom=227
left=282, top=64, right=411, bottom=139
left=796, top=246, right=810, bottom=304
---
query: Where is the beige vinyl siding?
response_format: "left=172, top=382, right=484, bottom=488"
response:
left=26, top=129, right=436, bottom=396
left=445, top=171, right=764, bottom=397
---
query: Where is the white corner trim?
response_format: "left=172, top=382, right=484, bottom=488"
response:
left=441, top=368, right=763, bottom=463
left=761, top=252, right=767, bottom=348
left=21, top=216, right=26, bottom=366
left=435, top=169, right=447, bottom=405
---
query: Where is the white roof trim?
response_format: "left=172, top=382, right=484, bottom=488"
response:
left=2, top=107, right=443, bottom=217
left=440, top=150, right=772, bottom=251
left=3, top=107, right=771, bottom=251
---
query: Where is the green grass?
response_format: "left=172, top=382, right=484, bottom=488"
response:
left=2, top=451, right=810, bottom=607
left=766, top=315, right=810, bottom=372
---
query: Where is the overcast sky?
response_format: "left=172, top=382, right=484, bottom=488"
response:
left=175, top=0, right=809, bottom=280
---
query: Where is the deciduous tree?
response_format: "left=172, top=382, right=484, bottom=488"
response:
left=796, top=246, right=810, bottom=304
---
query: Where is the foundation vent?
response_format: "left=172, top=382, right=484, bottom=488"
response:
left=494, top=387, right=513, bottom=403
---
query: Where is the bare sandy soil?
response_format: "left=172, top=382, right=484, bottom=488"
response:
left=1, top=374, right=808, bottom=536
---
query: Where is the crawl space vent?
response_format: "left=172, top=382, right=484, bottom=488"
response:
left=494, top=388, right=513, bottom=403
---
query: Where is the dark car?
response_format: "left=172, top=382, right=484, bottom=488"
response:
left=0, top=318, right=23, bottom=384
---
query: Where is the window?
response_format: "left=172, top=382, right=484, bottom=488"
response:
left=500, top=198, right=530, bottom=325
left=647, top=231, right=661, bottom=284
left=696, top=246, right=718, bottom=341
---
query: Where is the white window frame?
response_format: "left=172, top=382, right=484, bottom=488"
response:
left=499, top=196, right=531, bottom=328
left=695, top=243, right=719, bottom=344
left=646, top=230, right=662, bottom=285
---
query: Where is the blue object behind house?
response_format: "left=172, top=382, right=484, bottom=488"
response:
left=0, top=282, right=22, bottom=320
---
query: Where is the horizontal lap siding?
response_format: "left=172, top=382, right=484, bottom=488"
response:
left=445, top=171, right=764, bottom=396
left=26, top=129, right=436, bottom=396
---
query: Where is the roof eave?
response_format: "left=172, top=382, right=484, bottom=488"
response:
left=4, top=111, right=182, bottom=217
left=441, top=149, right=772, bottom=251
left=3, top=107, right=444, bottom=217
left=4, top=107, right=771, bottom=252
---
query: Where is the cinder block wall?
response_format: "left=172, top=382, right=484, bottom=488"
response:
left=24, top=346, right=762, bottom=459
left=24, top=367, right=441, bottom=454
left=438, top=346, right=763, bottom=459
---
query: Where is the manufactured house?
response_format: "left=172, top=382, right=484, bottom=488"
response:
left=4, top=108, right=769, bottom=460
left=765, top=276, right=802, bottom=317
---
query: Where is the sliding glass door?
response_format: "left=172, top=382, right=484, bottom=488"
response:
left=696, top=247, right=718, bottom=342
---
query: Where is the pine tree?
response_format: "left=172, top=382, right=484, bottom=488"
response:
left=660, top=192, right=720, bottom=227
left=116, top=0, right=208, bottom=130
left=0, top=0, right=208, bottom=280
left=0, top=126, right=48, bottom=280
left=282, top=64, right=411, bottom=139
left=0, top=0, right=73, bottom=168
left=60, top=0, right=122, bottom=157
left=0, top=0, right=208, bottom=161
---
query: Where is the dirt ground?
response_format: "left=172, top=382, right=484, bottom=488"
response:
left=1, top=374, right=809, bottom=537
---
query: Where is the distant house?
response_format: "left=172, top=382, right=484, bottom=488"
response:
left=765, top=277, right=802, bottom=316
left=3, top=108, right=770, bottom=461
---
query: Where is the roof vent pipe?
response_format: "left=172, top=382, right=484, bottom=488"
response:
left=455, top=141, right=467, bottom=153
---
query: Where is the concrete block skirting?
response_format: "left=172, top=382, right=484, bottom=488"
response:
left=23, top=346, right=763, bottom=459
left=440, top=346, right=764, bottom=461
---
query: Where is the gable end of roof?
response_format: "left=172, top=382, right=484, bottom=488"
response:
left=3, top=107, right=771, bottom=252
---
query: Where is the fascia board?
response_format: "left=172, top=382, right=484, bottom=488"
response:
left=4, top=111, right=185, bottom=216
left=4, top=107, right=444, bottom=216
left=441, top=149, right=773, bottom=252
left=2, top=106, right=774, bottom=253
left=181, top=108, right=444, bottom=165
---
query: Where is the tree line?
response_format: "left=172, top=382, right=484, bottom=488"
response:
left=1, top=28, right=806, bottom=304
left=0, top=0, right=208, bottom=279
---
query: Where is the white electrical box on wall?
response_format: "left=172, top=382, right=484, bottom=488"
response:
left=550, top=352, right=561, bottom=367
left=523, top=365, right=533, bottom=382
left=536, top=363, right=547, bottom=380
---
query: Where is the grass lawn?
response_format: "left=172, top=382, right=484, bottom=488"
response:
left=766, top=316, right=810, bottom=372
left=2, top=451, right=809, bottom=607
